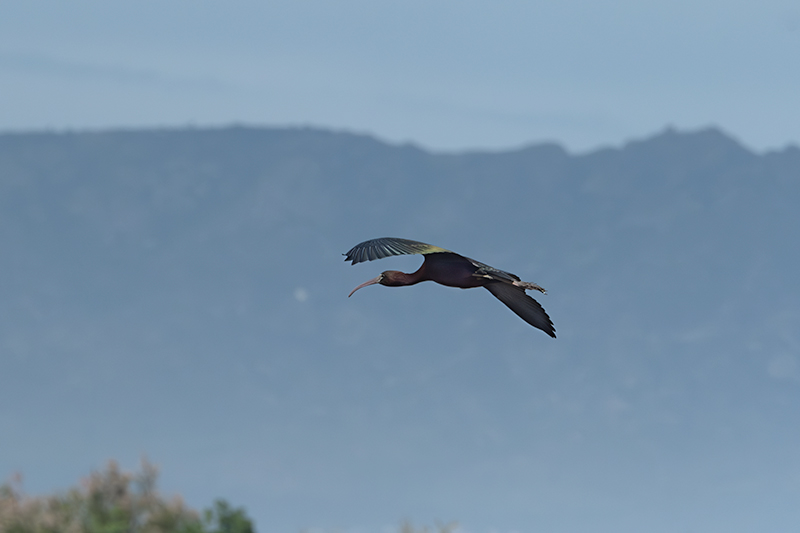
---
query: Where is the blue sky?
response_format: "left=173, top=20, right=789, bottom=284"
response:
left=1, top=0, right=799, bottom=151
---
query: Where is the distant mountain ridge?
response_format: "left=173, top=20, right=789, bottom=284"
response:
left=2, top=124, right=799, bottom=532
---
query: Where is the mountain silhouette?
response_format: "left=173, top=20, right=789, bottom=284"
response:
left=2, top=125, right=799, bottom=532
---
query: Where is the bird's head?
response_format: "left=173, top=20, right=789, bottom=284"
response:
left=348, top=270, right=406, bottom=297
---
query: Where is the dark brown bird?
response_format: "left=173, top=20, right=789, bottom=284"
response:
left=344, top=237, right=555, bottom=337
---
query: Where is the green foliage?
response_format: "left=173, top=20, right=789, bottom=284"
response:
left=201, top=500, right=254, bottom=533
left=0, top=460, right=255, bottom=533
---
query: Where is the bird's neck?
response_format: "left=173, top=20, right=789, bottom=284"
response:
left=384, top=267, right=427, bottom=287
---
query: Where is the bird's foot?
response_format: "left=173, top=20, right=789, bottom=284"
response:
left=514, top=281, right=547, bottom=294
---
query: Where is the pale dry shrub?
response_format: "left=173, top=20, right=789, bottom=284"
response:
left=0, top=459, right=202, bottom=533
left=399, top=520, right=459, bottom=533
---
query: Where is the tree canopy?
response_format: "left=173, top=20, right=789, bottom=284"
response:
left=0, top=460, right=254, bottom=533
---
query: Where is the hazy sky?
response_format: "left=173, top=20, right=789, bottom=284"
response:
left=1, top=0, right=799, bottom=151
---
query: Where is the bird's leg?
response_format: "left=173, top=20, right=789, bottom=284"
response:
left=513, top=280, right=547, bottom=294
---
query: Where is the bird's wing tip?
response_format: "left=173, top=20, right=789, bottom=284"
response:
left=484, top=282, right=556, bottom=338
left=343, top=237, right=449, bottom=265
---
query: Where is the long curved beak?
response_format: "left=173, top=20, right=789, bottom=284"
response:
left=348, top=275, right=382, bottom=297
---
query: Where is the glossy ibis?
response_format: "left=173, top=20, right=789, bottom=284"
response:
left=344, top=237, right=555, bottom=337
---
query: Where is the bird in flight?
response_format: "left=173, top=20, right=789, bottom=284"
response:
left=344, top=237, right=555, bottom=337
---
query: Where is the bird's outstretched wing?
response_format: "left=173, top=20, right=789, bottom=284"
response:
left=484, top=281, right=556, bottom=338
left=344, top=237, right=451, bottom=265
